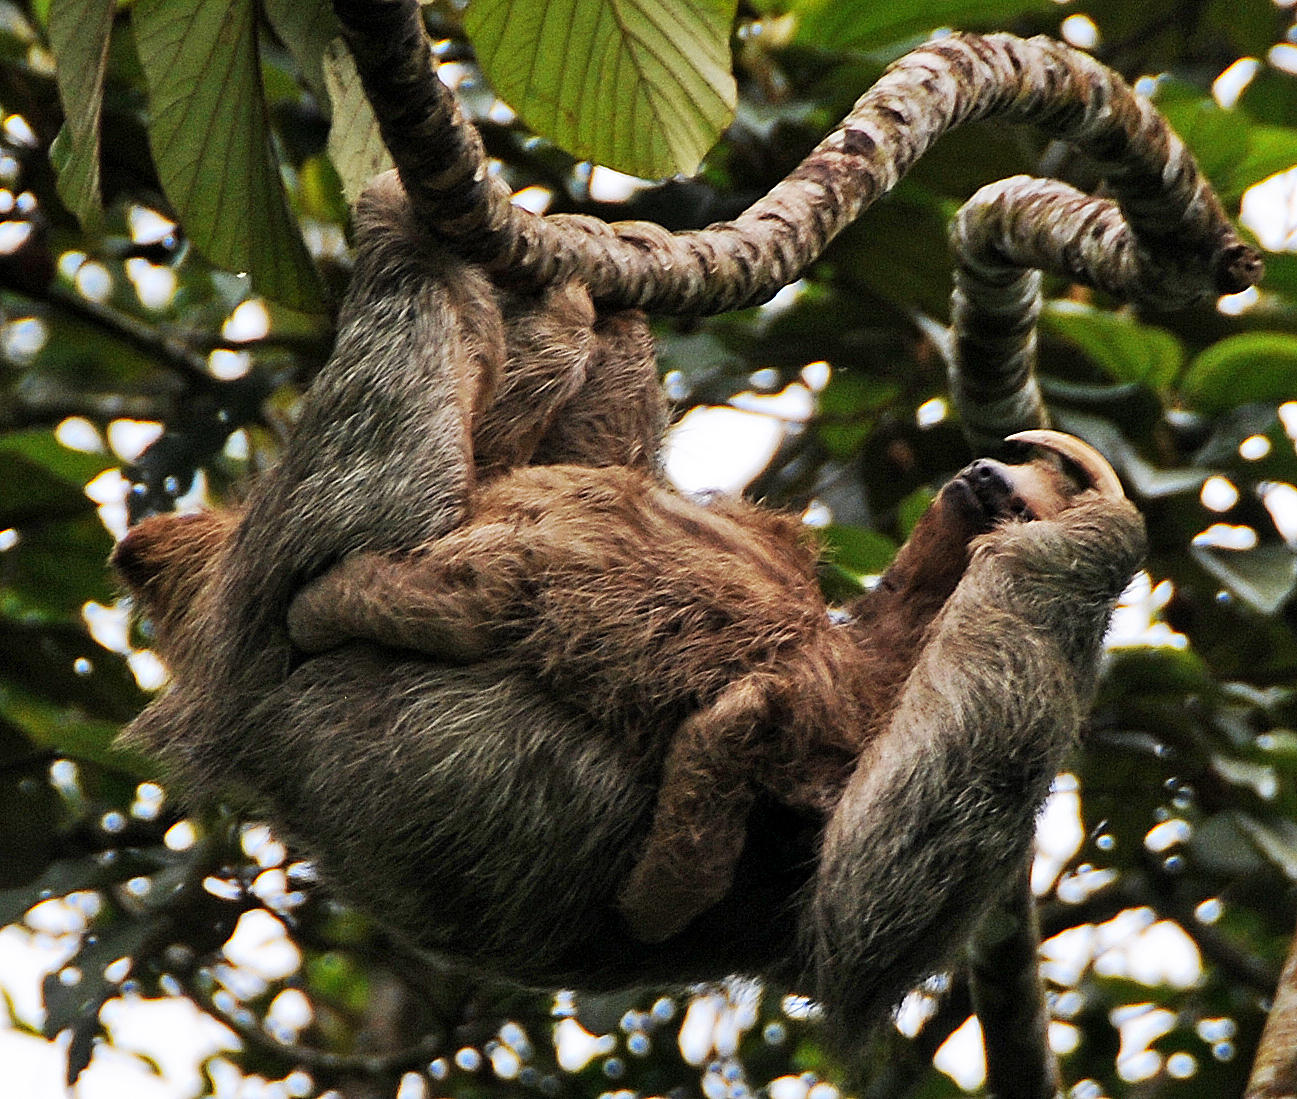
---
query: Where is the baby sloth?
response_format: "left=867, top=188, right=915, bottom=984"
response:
left=287, top=428, right=1123, bottom=943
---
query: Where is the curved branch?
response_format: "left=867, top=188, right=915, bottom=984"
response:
left=185, top=976, right=445, bottom=1078
left=44, top=281, right=213, bottom=380
left=945, top=175, right=1231, bottom=452
left=948, top=230, right=1047, bottom=452
left=331, top=0, right=1261, bottom=315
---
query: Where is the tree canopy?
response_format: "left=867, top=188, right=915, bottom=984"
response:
left=2, top=0, right=1297, bottom=1096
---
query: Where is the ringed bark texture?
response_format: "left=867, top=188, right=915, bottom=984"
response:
left=944, top=176, right=1242, bottom=451
left=331, top=0, right=1261, bottom=316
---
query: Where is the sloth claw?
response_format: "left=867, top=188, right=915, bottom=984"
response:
left=1004, top=429, right=1125, bottom=500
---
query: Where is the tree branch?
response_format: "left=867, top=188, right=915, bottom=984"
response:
left=331, top=0, right=1260, bottom=316
left=968, top=864, right=1061, bottom=1099
left=184, top=975, right=445, bottom=1079
left=945, top=175, right=1235, bottom=452
left=1245, top=928, right=1297, bottom=1099
left=44, top=282, right=214, bottom=381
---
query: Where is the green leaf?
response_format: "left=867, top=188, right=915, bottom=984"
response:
left=465, top=0, right=737, bottom=179
left=323, top=38, right=392, bottom=205
left=836, top=184, right=951, bottom=314
left=818, top=523, right=896, bottom=579
left=132, top=0, right=323, bottom=311
left=897, top=487, right=935, bottom=539
left=1234, top=813, right=1297, bottom=883
left=814, top=372, right=897, bottom=460
left=1154, top=80, right=1297, bottom=201
left=1, top=517, right=116, bottom=614
left=1191, top=543, right=1297, bottom=617
left=0, top=430, right=107, bottom=528
left=0, top=761, right=61, bottom=889
left=262, top=0, right=339, bottom=103
left=1102, top=646, right=1211, bottom=698
left=0, top=682, right=147, bottom=773
left=792, top=0, right=1054, bottom=52
left=1189, top=812, right=1267, bottom=879
left=1154, top=93, right=1248, bottom=194
left=43, top=916, right=151, bottom=1044
left=47, top=0, right=116, bottom=226
left=1180, top=332, right=1297, bottom=415
left=1042, top=302, right=1184, bottom=392
left=1226, top=124, right=1297, bottom=201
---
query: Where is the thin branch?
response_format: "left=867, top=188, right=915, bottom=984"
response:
left=331, top=0, right=1261, bottom=315
left=44, top=282, right=214, bottom=380
left=0, top=387, right=171, bottom=431
left=968, top=864, right=1061, bottom=1099
left=1245, top=928, right=1297, bottom=1099
left=184, top=976, right=445, bottom=1078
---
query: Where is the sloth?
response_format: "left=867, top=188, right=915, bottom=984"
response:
left=114, top=173, right=1145, bottom=1050
left=283, top=429, right=1127, bottom=945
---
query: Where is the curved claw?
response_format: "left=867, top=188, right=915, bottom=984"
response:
left=1005, top=429, right=1125, bottom=500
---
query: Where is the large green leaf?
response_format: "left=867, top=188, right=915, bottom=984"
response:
left=0, top=430, right=106, bottom=528
left=1152, top=89, right=1249, bottom=195
left=1180, top=332, right=1297, bottom=415
left=792, top=0, right=1054, bottom=52
left=132, top=0, right=323, bottom=311
left=262, top=0, right=340, bottom=103
left=818, top=523, right=896, bottom=579
left=47, top=0, right=115, bottom=226
left=1226, top=123, right=1297, bottom=202
left=465, top=0, right=737, bottom=179
left=1041, top=302, right=1184, bottom=392
left=323, top=38, right=392, bottom=204
left=1154, top=81, right=1297, bottom=201
left=1192, top=543, right=1297, bottom=617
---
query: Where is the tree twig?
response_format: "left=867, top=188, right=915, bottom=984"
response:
left=44, top=281, right=214, bottom=380
left=184, top=975, right=445, bottom=1079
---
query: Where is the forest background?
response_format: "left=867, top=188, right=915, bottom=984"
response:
left=2, top=0, right=1297, bottom=1096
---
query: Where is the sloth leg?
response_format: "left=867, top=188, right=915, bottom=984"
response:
left=471, top=282, right=598, bottom=474
left=532, top=309, right=665, bottom=470
left=807, top=489, right=1145, bottom=1042
left=617, top=672, right=776, bottom=943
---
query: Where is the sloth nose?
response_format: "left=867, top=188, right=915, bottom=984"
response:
left=963, top=459, right=1033, bottom=519
left=965, top=458, right=1011, bottom=494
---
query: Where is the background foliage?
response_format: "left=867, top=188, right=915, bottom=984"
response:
left=2, top=0, right=1297, bottom=1096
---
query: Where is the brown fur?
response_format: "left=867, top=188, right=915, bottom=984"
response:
left=283, top=451, right=1102, bottom=942
left=113, top=172, right=1146, bottom=1061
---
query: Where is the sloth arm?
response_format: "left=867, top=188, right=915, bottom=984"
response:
left=286, top=523, right=522, bottom=662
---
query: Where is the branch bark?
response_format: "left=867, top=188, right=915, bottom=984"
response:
left=945, top=175, right=1230, bottom=452
left=331, top=0, right=1261, bottom=316
left=1245, top=928, right=1297, bottom=1099
left=969, top=864, right=1060, bottom=1099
